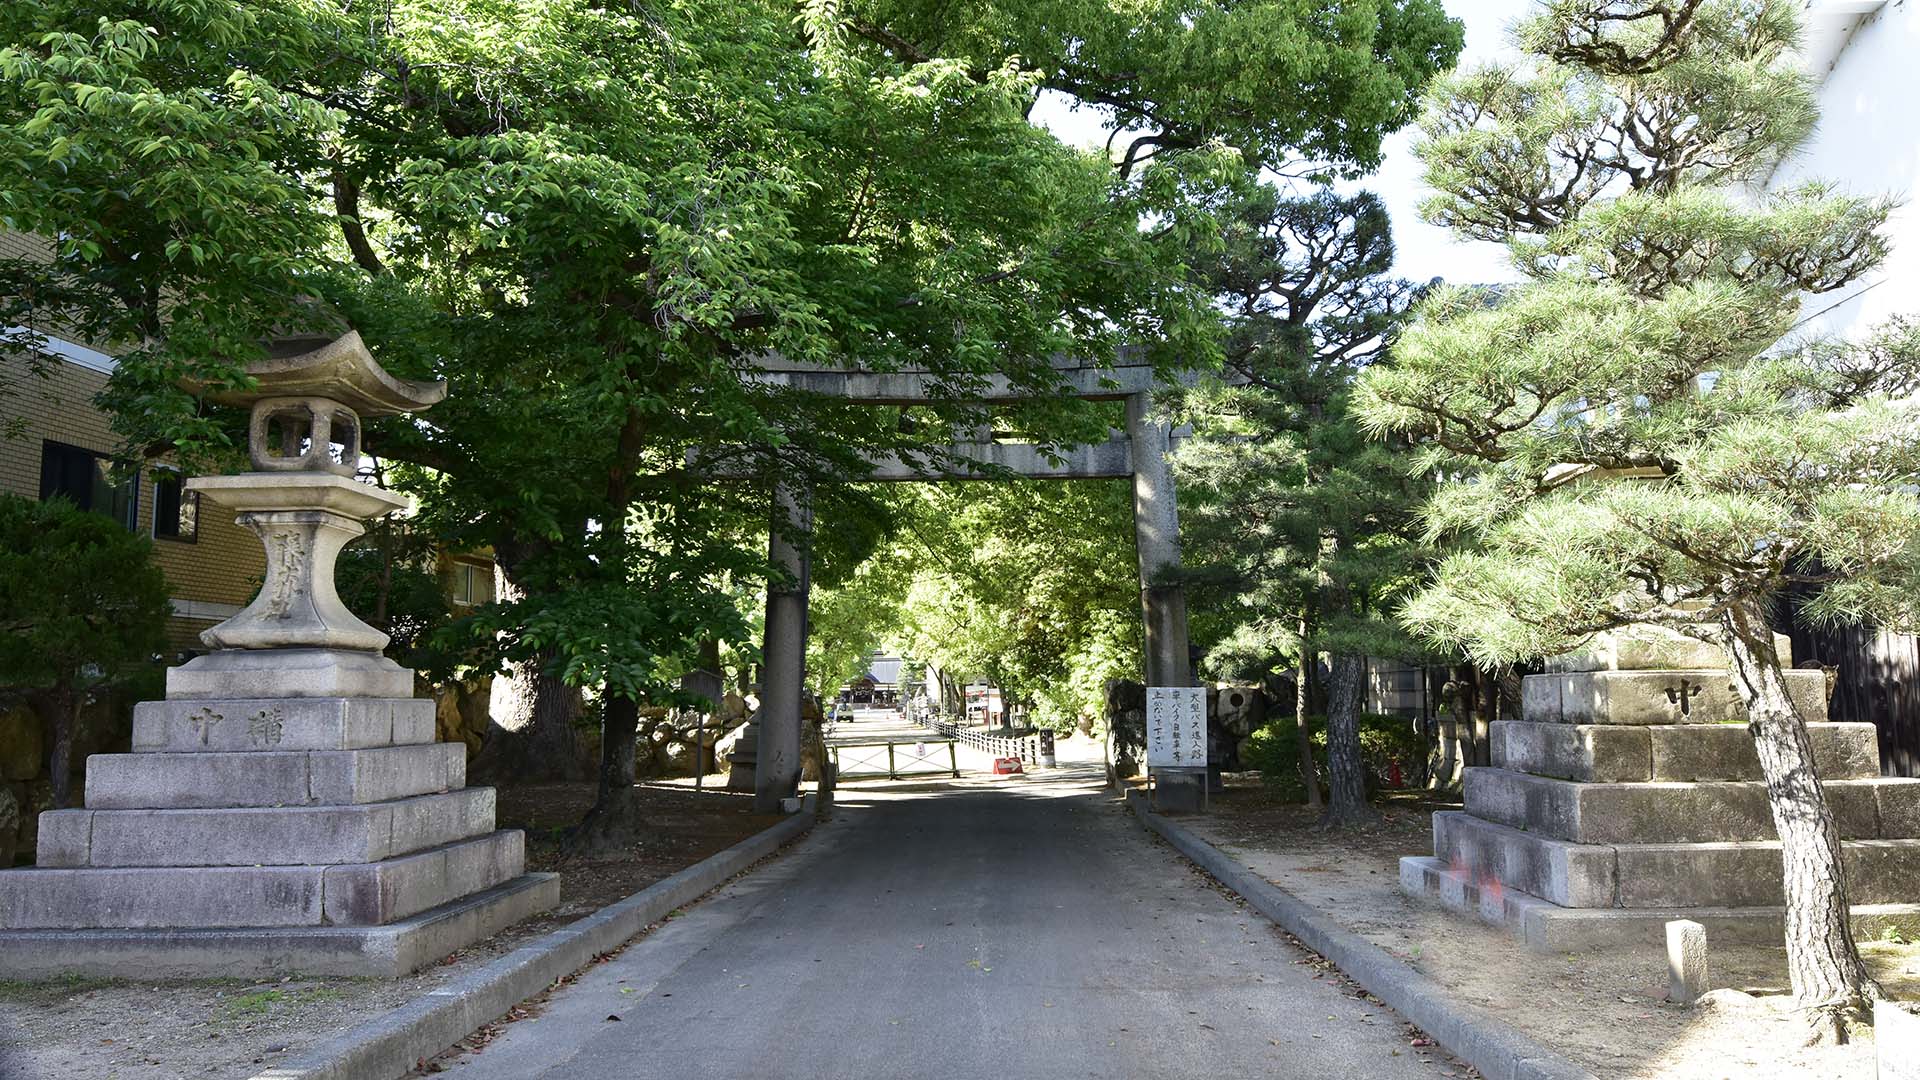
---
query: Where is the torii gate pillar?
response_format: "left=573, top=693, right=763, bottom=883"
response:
left=754, top=483, right=810, bottom=813
left=1126, top=393, right=1203, bottom=811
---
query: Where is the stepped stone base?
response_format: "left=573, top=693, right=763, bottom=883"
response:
left=1403, top=628, right=1920, bottom=952
left=1, top=657, right=556, bottom=978
left=0, top=872, right=558, bottom=978
left=1402, top=855, right=1920, bottom=951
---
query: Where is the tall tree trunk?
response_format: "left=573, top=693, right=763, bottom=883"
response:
left=42, top=686, right=77, bottom=810
left=471, top=559, right=587, bottom=783
left=1723, top=600, right=1877, bottom=1039
left=474, top=645, right=589, bottom=782
left=1319, top=652, right=1380, bottom=828
left=569, top=695, right=646, bottom=854
left=1295, top=615, right=1322, bottom=810
left=1472, top=668, right=1495, bottom=767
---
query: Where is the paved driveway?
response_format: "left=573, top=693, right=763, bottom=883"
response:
left=437, top=766, right=1450, bottom=1079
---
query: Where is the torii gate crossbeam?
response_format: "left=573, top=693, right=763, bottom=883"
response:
left=734, top=356, right=1206, bottom=812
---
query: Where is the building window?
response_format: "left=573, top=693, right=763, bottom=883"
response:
left=39, top=440, right=137, bottom=530
left=152, top=470, right=198, bottom=542
left=449, top=561, right=492, bottom=607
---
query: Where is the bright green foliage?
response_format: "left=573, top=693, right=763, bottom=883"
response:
left=805, top=524, right=912, bottom=703
left=1175, top=185, right=1431, bottom=681
left=0, top=494, right=169, bottom=806
left=1354, top=0, right=1917, bottom=662
left=1241, top=712, right=1428, bottom=795
left=887, top=480, right=1140, bottom=730
left=0, top=0, right=1461, bottom=742
left=846, top=0, right=1464, bottom=175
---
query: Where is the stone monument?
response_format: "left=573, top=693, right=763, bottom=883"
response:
left=1401, top=626, right=1920, bottom=949
left=0, top=331, right=557, bottom=977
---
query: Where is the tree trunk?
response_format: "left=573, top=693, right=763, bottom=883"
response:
left=1295, top=617, right=1322, bottom=810
left=42, top=686, right=77, bottom=810
left=1472, top=668, right=1494, bottom=767
left=1724, top=599, right=1877, bottom=1039
left=1319, top=652, right=1380, bottom=828
left=569, top=695, right=646, bottom=854
left=472, top=552, right=586, bottom=783
left=473, top=645, right=589, bottom=783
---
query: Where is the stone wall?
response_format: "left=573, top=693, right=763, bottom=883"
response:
left=0, top=692, right=137, bottom=865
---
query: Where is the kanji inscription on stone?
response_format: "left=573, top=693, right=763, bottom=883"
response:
left=187, top=707, right=223, bottom=746
left=247, top=706, right=285, bottom=746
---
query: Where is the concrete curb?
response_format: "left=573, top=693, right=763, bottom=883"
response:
left=252, top=793, right=819, bottom=1080
left=1125, top=790, right=1595, bottom=1080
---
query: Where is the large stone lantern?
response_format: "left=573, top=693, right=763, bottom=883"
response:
left=168, top=332, right=443, bottom=695
left=0, top=332, right=557, bottom=979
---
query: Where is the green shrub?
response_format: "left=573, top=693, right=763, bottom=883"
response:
left=1243, top=712, right=1428, bottom=798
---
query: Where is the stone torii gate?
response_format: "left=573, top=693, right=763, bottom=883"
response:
left=736, top=354, right=1206, bottom=812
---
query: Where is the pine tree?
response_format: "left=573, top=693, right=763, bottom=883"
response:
left=1354, top=0, right=1918, bottom=1034
left=1177, top=184, right=1431, bottom=826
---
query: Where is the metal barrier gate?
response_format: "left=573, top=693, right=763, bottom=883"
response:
left=827, top=735, right=961, bottom=780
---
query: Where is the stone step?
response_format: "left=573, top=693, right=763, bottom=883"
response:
left=0, top=871, right=560, bottom=978
left=132, top=696, right=435, bottom=753
left=1462, top=767, right=1920, bottom=844
left=1546, top=628, right=1791, bottom=673
left=1522, top=669, right=1829, bottom=726
left=0, top=831, right=531, bottom=931
left=37, top=787, right=496, bottom=868
left=1432, top=810, right=1920, bottom=909
left=84, top=743, right=465, bottom=809
left=1491, top=720, right=1880, bottom=783
left=165, top=648, right=415, bottom=700
left=1400, top=855, right=1920, bottom=951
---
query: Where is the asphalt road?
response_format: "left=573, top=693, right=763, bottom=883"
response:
left=437, top=765, right=1453, bottom=1079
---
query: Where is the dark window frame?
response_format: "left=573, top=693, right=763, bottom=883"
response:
left=152, top=468, right=199, bottom=543
left=39, top=440, right=138, bottom=531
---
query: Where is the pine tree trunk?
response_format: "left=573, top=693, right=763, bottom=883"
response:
left=569, top=695, right=646, bottom=854
left=1723, top=600, right=1877, bottom=1039
left=1319, top=652, right=1379, bottom=828
left=1296, top=615, right=1323, bottom=809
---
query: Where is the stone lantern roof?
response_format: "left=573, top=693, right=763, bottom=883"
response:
left=189, top=330, right=446, bottom=417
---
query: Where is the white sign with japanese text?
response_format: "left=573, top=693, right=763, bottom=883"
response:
left=1145, top=686, right=1207, bottom=769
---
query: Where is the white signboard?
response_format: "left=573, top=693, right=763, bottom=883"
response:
left=1145, top=686, right=1207, bottom=769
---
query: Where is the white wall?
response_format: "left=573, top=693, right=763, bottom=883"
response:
left=1768, top=0, right=1920, bottom=340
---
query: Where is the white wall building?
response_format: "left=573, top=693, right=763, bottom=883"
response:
left=1767, top=1, right=1920, bottom=339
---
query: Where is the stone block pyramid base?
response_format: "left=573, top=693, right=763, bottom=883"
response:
left=0, top=653, right=557, bottom=978
left=1402, top=629, right=1920, bottom=951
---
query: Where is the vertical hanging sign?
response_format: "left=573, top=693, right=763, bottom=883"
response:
left=1146, top=686, right=1208, bottom=769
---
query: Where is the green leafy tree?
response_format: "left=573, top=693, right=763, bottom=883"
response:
left=0, top=0, right=1460, bottom=831
left=891, top=479, right=1140, bottom=731
left=1176, top=184, right=1430, bottom=825
left=806, top=507, right=912, bottom=705
left=1354, top=0, right=1910, bottom=1031
left=0, top=495, right=169, bottom=807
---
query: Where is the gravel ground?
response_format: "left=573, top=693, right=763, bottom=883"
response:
left=0, top=781, right=779, bottom=1080
left=1185, top=778, right=1920, bottom=1080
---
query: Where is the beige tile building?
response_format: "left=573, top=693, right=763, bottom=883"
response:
left=2, top=231, right=266, bottom=651
left=0, top=345, right=266, bottom=653
left=1, top=230, right=495, bottom=653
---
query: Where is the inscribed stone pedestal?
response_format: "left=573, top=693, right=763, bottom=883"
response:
left=0, top=332, right=556, bottom=979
